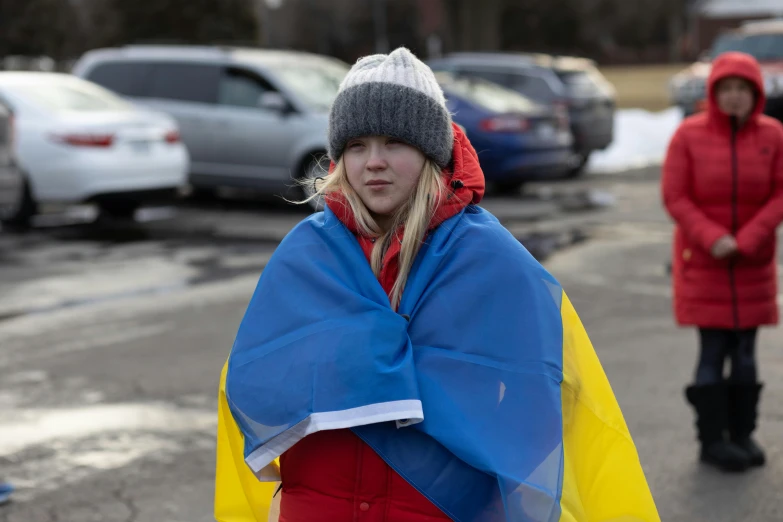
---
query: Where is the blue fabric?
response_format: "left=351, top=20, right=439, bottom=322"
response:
left=226, top=205, right=566, bottom=522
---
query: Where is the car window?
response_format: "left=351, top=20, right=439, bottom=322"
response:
left=457, top=69, right=514, bottom=89
left=710, top=33, right=783, bottom=61
left=218, top=68, right=274, bottom=109
left=454, top=68, right=556, bottom=103
left=145, top=62, right=220, bottom=104
left=509, top=73, right=556, bottom=102
left=266, top=60, right=348, bottom=111
left=554, top=69, right=604, bottom=98
left=84, top=61, right=153, bottom=97
left=440, top=75, right=538, bottom=113
left=4, top=78, right=133, bottom=113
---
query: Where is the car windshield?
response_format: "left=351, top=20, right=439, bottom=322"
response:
left=554, top=69, right=607, bottom=98
left=268, top=60, right=349, bottom=111
left=7, top=78, right=133, bottom=113
left=438, top=74, right=538, bottom=113
left=711, top=33, right=783, bottom=61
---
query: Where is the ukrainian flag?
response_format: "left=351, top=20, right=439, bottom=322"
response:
left=214, top=207, right=660, bottom=522
left=215, top=293, right=659, bottom=521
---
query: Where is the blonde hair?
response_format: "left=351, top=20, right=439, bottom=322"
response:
left=299, top=157, right=446, bottom=310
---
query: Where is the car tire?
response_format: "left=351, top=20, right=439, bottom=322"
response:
left=99, top=200, right=139, bottom=221
left=299, top=153, right=330, bottom=212
left=494, top=181, right=525, bottom=196
left=189, top=186, right=219, bottom=202
left=1, top=177, right=36, bottom=231
left=566, top=152, right=591, bottom=179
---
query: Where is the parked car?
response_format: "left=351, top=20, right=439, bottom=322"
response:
left=670, top=20, right=783, bottom=118
left=0, top=101, right=23, bottom=226
left=71, top=45, right=350, bottom=202
left=428, top=52, right=616, bottom=177
left=435, top=71, right=573, bottom=192
left=0, top=72, right=189, bottom=225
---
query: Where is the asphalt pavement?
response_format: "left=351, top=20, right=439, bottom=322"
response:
left=0, top=167, right=781, bottom=522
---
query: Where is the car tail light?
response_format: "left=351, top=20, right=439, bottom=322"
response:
left=480, top=116, right=530, bottom=133
left=50, top=133, right=114, bottom=147
left=164, top=129, right=181, bottom=144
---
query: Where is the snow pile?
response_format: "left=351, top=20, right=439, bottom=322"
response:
left=587, top=107, right=683, bottom=174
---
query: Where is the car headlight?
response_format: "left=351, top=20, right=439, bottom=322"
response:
left=669, top=77, right=687, bottom=99
left=764, top=74, right=783, bottom=96
left=670, top=77, right=706, bottom=103
left=764, top=76, right=776, bottom=94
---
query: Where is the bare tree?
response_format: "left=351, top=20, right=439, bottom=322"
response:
left=0, top=0, right=81, bottom=59
left=108, top=0, right=260, bottom=46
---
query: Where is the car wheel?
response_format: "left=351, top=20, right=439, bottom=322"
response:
left=494, top=181, right=525, bottom=196
left=1, top=177, right=36, bottom=231
left=299, top=153, right=330, bottom=212
left=189, top=186, right=219, bottom=202
left=566, top=152, right=590, bottom=178
left=99, top=200, right=139, bottom=221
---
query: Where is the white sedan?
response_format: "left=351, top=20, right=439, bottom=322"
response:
left=0, top=72, right=189, bottom=225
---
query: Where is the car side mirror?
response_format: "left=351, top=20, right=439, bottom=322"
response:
left=258, top=92, right=289, bottom=113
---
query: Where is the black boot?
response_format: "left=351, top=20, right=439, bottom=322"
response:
left=728, top=383, right=766, bottom=467
left=685, top=383, right=751, bottom=472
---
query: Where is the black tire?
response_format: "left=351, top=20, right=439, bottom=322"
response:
left=189, top=186, right=219, bottom=202
left=493, top=180, right=525, bottom=196
left=566, top=152, right=590, bottom=179
left=99, top=200, right=139, bottom=221
left=1, top=178, right=36, bottom=231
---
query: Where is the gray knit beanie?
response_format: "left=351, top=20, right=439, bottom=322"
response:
left=328, top=47, right=454, bottom=168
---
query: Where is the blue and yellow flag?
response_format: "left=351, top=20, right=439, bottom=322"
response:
left=215, top=206, right=659, bottom=522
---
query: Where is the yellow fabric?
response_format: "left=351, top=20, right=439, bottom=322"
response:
left=215, top=360, right=278, bottom=522
left=559, top=292, right=660, bottom=522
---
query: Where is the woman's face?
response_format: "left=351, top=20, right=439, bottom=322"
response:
left=715, top=77, right=755, bottom=120
left=343, top=135, right=426, bottom=225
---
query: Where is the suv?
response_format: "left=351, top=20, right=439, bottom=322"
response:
left=72, top=45, right=350, bottom=200
left=0, top=101, right=23, bottom=227
left=428, top=52, right=616, bottom=177
left=670, top=20, right=783, bottom=118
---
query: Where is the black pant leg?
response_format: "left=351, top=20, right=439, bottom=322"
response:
left=729, top=328, right=759, bottom=383
left=696, top=328, right=732, bottom=384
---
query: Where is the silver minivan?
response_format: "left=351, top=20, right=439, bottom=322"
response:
left=71, top=45, right=350, bottom=200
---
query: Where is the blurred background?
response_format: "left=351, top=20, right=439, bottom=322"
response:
left=1, top=1, right=782, bottom=521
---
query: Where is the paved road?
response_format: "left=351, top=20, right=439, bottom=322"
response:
left=0, top=168, right=781, bottom=521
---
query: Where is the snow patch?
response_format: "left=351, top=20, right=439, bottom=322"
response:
left=587, top=107, right=683, bottom=174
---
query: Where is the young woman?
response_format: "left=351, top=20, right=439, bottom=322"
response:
left=663, top=51, right=783, bottom=472
left=216, top=47, right=659, bottom=522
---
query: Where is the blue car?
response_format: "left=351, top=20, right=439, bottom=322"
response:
left=435, top=72, right=574, bottom=192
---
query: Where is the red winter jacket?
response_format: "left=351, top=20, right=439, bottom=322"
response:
left=278, top=124, right=485, bottom=522
left=662, top=52, right=783, bottom=329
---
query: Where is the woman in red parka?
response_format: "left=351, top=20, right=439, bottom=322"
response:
left=662, top=51, right=783, bottom=473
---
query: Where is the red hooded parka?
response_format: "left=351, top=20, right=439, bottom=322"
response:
left=662, top=52, right=783, bottom=329
left=277, top=124, right=485, bottom=522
